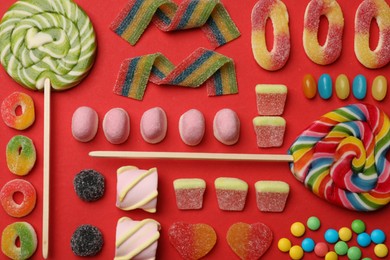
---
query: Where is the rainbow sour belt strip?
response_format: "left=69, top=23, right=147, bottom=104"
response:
left=110, top=0, right=240, bottom=48
left=289, top=103, right=390, bottom=211
left=0, top=0, right=96, bottom=91
left=113, top=47, right=238, bottom=100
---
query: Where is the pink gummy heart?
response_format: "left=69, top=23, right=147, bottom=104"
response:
left=168, top=222, right=217, bottom=260
left=226, top=222, right=273, bottom=259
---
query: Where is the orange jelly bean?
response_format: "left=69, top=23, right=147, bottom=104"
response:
left=335, top=74, right=350, bottom=100
left=372, top=75, right=387, bottom=101
left=302, top=74, right=316, bottom=99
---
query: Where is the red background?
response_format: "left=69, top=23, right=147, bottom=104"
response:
left=0, top=0, right=389, bottom=259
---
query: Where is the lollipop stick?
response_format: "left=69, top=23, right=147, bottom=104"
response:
left=42, top=78, right=51, bottom=259
left=89, top=151, right=294, bottom=162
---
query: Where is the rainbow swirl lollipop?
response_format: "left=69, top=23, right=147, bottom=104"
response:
left=289, top=103, right=390, bottom=211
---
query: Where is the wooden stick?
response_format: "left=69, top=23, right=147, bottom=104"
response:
left=89, top=151, right=294, bottom=162
left=42, top=79, right=51, bottom=259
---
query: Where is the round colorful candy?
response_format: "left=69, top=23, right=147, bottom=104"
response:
left=339, top=227, right=353, bottom=242
left=351, top=219, right=366, bottom=234
left=324, top=229, right=339, bottom=244
left=289, top=245, right=304, bottom=260
left=371, top=229, right=386, bottom=244
left=6, top=135, right=36, bottom=176
left=278, top=238, right=292, bottom=252
left=302, top=74, right=317, bottom=99
left=357, top=232, right=371, bottom=247
left=314, top=242, right=328, bottom=257
left=334, top=241, right=348, bottom=255
left=307, top=216, right=321, bottom=231
left=301, top=237, right=315, bottom=252
left=1, top=92, right=35, bottom=130
left=335, top=74, right=350, bottom=100
left=372, top=75, right=387, bottom=101
left=325, top=251, right=338, bottom=260
left=347, top=246, right=362, bottom=260
left=374, top=244, right=388, bottom=258
left=318, top=74, right=332, bottom=99
left=352, top=74, right=367, bottom=100
left=291, top=222, right=305, bottom=237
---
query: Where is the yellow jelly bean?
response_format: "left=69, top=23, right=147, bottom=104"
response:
left=302, top=74, right=316, bottom=99
left=335, top=74, right=350, bottom=100
left=278, top=238, right=292, bottom=252
left=372, top=75, right=387, bottom=101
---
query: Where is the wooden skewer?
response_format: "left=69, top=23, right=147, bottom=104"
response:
left=89, top=151, right=294, bottom=162
left=42, top=79, right=51, bottom=259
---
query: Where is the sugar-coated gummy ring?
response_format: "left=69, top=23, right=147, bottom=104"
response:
left=0, top=179, right=36, bottom=218
left=0, top=0, right=96, bottom=90
left=6, top=135, right=36, bottom=176
left=289, top=103, right=390, bottom=211
left=1, top=92, right=35, bottom=130
left=303, top=0, right=344, bottom=65
left=1, top=221, right=37, bottom=260
left=251, top=0, right=290, bottom=71
left=354, top=0, right=390, bottom=69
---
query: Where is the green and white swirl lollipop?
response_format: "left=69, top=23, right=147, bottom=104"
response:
left=0, top=0, right=96, bottom=90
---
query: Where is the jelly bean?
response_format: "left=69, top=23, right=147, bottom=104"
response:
left=302, top=74, right=316, bottom=99
left=278, top=238, right=291, bottom=252
left=372, top=75, right=387, bottom=101
left=325, top=251, right=338, bottom=260
left=335, top=74, right=350, bottom=99
left=314, top=242, right=328, bottom=257
left=347, top=246, right=362, bottom=260
left=324, top=229, right=339, bottom=244
left=334, top=241, right=348, bottom=255
left=307, top=216, right=321, bottom=231
left=371, top=229, right=386, bottom=244
left=374, top=244, right=388, bottom=258
left=289, top=245, right=304, bottom=260
left=318, top=74, right=332, bottom=99
left=351, top=219, right=365, bottom=234
left=301, top=238, right=315, bottom=252
left=352, top=74, right=367, bottom=100
left=339, top=227, right=352, bottom=241
left=291, top=222, right=305, bottom=237
left=357, top=232, right=371, bottom=247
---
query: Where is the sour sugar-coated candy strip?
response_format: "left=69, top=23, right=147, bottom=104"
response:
left=113, top=47, right=238, bottom=100
left=0, top=0, right=96, bottom=90
left=110, top=0, right=240, bottom=48
left=251, top=0, right=290, bottom=71
left=289, top=103, right=390, bottom=211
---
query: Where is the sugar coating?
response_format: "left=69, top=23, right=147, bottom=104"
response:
left=70, top=225, right=103, bottom=257
left=103, top=108, right=130, bottom=144
left=255, top=181, right=290, bottom=212
left=213, top=108, right=240, bottom=145
left=215, top=177, right=248, bottom=211
left=226, top=222, right=273, bottom=259
left=253, top=116, right=286, bottom=147
left=73, top=169, right=105, bottom=202
left=174, top=178, right=206, bottom=210
left=72, top=106, right=98, bottom=142
left=1, top=221, right=37, bottom=260
left=140, top=107, right=167, bottom=144
left=6, top=135, right=36, bottom=176
left=256, top=84, right=287, bottom=116
left=179, top=109, right=205, bottom=146
left=1, top=92, right=35, bottom=130
left=169, top=222, right=217, bottom=260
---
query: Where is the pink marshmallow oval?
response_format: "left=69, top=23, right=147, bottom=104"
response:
left=213, top=108, right=240, bottom=145
left=179, top=109, right=205, bottom=146
left=140, top=107, right=167, bottom=144
left=103, top=108, right=130, bottom=144
left=71, top=106, right=98, bottom=142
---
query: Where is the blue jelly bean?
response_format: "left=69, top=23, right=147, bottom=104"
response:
left=301, top=237, right=315, bottom=252
left=357, top=232, right=371, bottom=247
left=325, top=229, right=339, bottom=244
left=352, top=74, right=367, bottom=100
left=371, top=229, right=386, bottom=244
left=318, top=74, right=332, bottom=99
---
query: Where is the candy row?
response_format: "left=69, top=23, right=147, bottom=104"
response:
left=303, top=74, right=388, bottom=101
left=174, top=178, right=290, bottom=212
